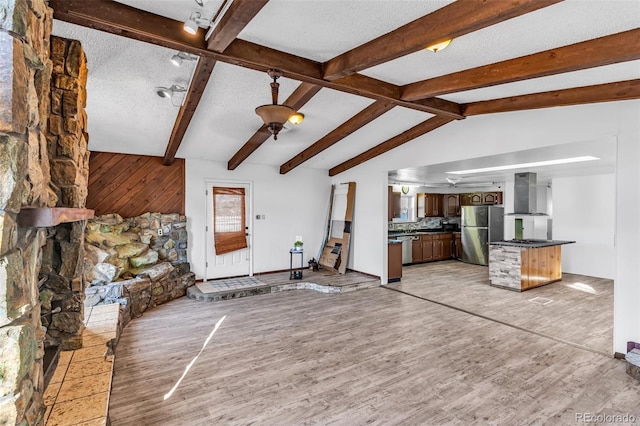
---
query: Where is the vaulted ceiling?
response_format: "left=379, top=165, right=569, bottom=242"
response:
left=50, top=0, right=640, bottom=178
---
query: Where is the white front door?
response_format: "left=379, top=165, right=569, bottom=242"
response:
left=205, top=181, right=252, bottom=280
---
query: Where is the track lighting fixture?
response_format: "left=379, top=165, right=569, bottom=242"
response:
left=156, top=85, right=186, bottom=99
left=184, top=11, right=211, bottom=35
left=170, top=52, right=198, bottom=67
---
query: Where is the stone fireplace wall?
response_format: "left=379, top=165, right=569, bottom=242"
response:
left=1, top=0, right=55, bottom=424
left=40, top=35, right=90, bottom=351
left=1, top=2, right=90, bottom=424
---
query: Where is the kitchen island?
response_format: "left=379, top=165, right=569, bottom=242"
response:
left=488, top=240, right=575, bottom=291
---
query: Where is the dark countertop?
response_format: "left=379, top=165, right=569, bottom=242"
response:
left=490, top=239, right=576, bottom=248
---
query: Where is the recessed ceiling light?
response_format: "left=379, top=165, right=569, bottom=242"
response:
left=447, top=156, right=600, bottom=175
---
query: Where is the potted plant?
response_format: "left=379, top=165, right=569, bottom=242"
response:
left=293, top=240, right=303, bottom=251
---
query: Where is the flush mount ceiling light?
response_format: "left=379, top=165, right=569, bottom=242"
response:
left=255, top=69, right=305, bottom=140
left=447, top=156, right=600, bottom=175
left=156, top=85, right=186, bottom=98
left=446, top=176, right=462, bottom=185
left=184, top=11, right=211, bottom=35
left=170, top=51, right=198, bottom=67
left=425, top=38, right=452, bottom=52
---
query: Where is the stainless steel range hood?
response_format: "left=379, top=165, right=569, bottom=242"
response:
left=509, top=172, right=548, bottom=216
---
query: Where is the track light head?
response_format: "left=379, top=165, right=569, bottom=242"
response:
left=184, top=11, right=211, bottom=35
left=156, top=85, right=186, bottom=99
left=170, top=52, right=198, bottom=67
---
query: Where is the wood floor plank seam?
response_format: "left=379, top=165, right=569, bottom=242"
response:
left=382, top=285, right=612, bottom=358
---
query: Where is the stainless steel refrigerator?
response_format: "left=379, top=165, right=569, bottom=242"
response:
left=461, top=206, right=504, bottom=266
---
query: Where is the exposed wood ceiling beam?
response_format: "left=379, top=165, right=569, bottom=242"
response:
left=463, top=79, right=640, bottom=116
left=323, top=0, right=563, bottom=81
left=401, top=28, right=640, bottom=101
left=49, top=0, right=464, bottom=119
left=227, top=83, right=321, bottom=170
left=327, top=74, right=461, bottom=118
left=206, top=0, right=269, bottom=52
left=163, top=58, right=217, bottom=165
left=165, top=0, right=265, bottom=164
left=328, top=116, right=455, bottom=176
left=280, top=101, right=395, bottom=175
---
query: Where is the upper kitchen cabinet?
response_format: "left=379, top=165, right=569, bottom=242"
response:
left=461, top=193, right=479, bottom=206
left=388, top=186, right=401, bottom=221
left=444, top=194, right=460, bottom=217
left=461, top=191, right=503, bottom=206
left=417, top=193, right=443, bottom=217
left=483, top=192, right=503, bottom=205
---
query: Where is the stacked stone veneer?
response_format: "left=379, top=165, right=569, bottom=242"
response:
left=47, top=35, right=89, bottom=208
left=488, top=245, right=522, bottom=291
left=38, top=36, right=90, bottom=352
left=84, top=213, right=195, bottom=326
left=1, top=0, right=57, bottom=424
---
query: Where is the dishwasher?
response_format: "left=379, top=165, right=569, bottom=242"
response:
left=396, top=235, right=414, bottom=265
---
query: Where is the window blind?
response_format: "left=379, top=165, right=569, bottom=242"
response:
left=212, top=187, right=247, bottom=255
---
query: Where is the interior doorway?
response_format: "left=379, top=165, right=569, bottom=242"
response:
left=205, top=180, right=253, bottom=280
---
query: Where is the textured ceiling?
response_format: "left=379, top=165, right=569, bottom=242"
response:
left=50, top=0, right=640, bottom=180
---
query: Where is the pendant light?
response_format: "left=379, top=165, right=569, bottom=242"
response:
left=255, top=69, right=304, bottom=140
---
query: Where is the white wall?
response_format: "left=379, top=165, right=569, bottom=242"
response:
left=553, top=174, right=615, bottom=279
left=614, top=103, right=640, bottom=356
left=331, top=100, right=640, bottom=354
left=186, top=159, right=331, bottom=279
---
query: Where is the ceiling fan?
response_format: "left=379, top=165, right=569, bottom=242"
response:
left=417, top=176, right=497, bottom=188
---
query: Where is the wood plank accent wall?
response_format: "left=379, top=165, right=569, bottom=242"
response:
left=87, top=151, right=185, bottom=217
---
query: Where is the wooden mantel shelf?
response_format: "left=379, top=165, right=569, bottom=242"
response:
left=17, top=207, right=95, bottom=227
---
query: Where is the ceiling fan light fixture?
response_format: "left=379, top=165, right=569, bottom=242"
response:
left=426, top=38, right=452, bottom=53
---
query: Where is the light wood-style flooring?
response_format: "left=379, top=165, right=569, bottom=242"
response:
left=109, top=262, right=637, bottom=425
left=396, top=260, right=613, bottom=355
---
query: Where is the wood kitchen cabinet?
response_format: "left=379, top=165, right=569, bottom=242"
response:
left=443, top=194, right=460, bottom=217
left=411, top=238, right=423, bottom=263
left=461, top=191, right=503, bottom=206
left=412, top=234, right=434, bottom=262
left=388, top=242, right=402, bottom=282
left=388, top=186, right=401, bottom=221
left=483, top=192, right=503, bottom=205
left=454, top=233, right=462, bottom=259
left=411, top=233, right=458, bottom=263
left=417, top=193, right=443, bottom=217
left=432, top=234, right=452, bottom=259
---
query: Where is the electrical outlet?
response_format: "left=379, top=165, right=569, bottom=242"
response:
left=157, top=228, right=163, bottom=236
left=261, top=214, right=266, bottom=219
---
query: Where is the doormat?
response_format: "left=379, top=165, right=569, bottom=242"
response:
left=528, top=297, right=553, bottom=305
left=196, top=276, right=264, bottom=294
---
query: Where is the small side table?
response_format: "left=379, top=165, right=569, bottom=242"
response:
left=289, top=249, right=303, bottom=280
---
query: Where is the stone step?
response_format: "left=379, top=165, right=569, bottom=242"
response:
left=625, top=348, right=640, bottom=381
left=187, top=275, right=379, bottom=302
